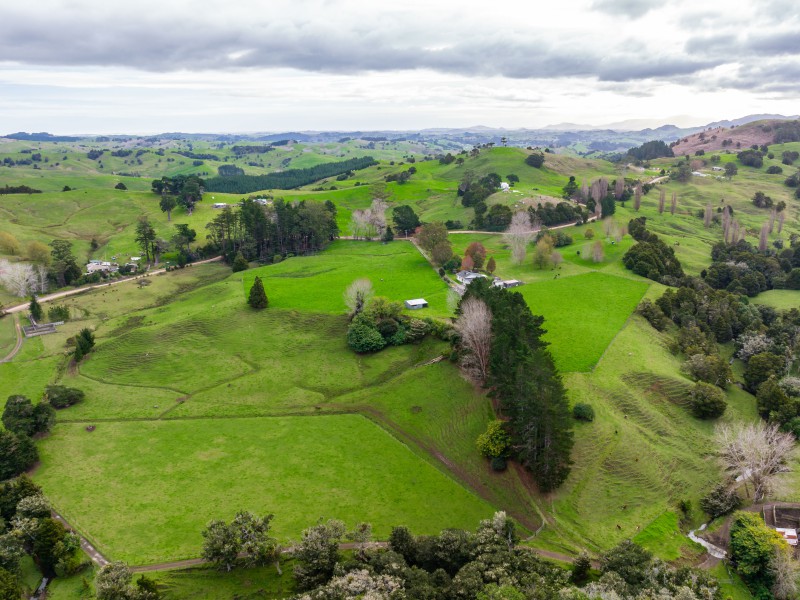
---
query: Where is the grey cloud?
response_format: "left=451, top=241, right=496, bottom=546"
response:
left=748, top=31, right=800, bottom=56
left=590, top=0, right=661, bottom=18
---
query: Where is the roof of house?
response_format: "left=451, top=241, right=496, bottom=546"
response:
left=776, top=528, right=798, bottom=546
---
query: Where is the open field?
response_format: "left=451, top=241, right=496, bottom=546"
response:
left=35, top=415, right=494, bottom=564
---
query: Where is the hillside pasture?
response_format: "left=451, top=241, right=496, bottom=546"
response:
left=34, top=415, right=494, bottom=564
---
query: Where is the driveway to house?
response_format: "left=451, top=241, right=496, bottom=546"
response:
left=2, top=256, right=222, bottom=315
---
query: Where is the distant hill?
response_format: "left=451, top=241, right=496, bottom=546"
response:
left=670, top=119, right=800, bottom=156
left=3, top=131, right=82, bottom=142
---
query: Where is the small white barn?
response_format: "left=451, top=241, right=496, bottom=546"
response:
left=404, top=298, right=428, bottom=310
left=213, top=202, right=228, bottom=209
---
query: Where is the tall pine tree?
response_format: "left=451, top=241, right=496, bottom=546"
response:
left=461, top=278, right=573, bottom=491
left=248, top=276, right=268, bottom=309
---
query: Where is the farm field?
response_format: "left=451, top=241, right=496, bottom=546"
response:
left=35, top=415, right=494, bottom=564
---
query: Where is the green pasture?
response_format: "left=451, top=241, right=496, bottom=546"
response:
left=753, top=289, right=800, bottom=310
left=34, top=415, right=494, bottom=564
left=516, top=272, right=649, bottom=372
left=632, top=511, right=704, bottom=562
left=241, top=240, right=450, bottom=316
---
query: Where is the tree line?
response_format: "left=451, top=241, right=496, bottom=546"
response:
left=205, top=198, right=339, bottom=262
left=205, top=156, right=377, bottom=194
left=458, top=279, right=574, bottom=492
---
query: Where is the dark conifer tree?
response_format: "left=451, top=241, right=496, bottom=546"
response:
left=248, top=276, right=268, bottom=309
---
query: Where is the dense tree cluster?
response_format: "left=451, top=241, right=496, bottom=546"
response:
left=0, top=477, right=85, bottom=581
left=525, top=152, right=545, bottom=168
left=231, top=145, right=274, bottom=155
left=217, top=164, right=244, bottom=177
left=459, top=279, right=573, bottom=492
left=458, top=172, right=501, bottom=208
left=176, top=151, right=219, bottom=161
left=346, top=295, right=443, bottom=353
left=384, top=166, right=416, bottom=184
left=205, top=156, right=377, bottom=193
left=773, top=120, right=800, bottom=143
left=391, top=205, right=421, bottom=234
left=205, top=198, right=338, bottom=262
left=151, top=174, right=204, bottom=214
left=737, top=148, right=764, bottom=168
left=627, top=140, right=674, bottom=161
left=292, top=512, right=721, bottom=600
left=730, top=511, right=793, bottom=598
left=622, top=218, right=684, bottom=283
left=527, top=202, right=586, bottom=227
left=0, top=185, right=42, bottom=195
left=704, top=239, right=799, bottom=296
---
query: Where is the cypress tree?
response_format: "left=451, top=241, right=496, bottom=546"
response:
left=29, top=296, right=43, bottom=322
left=231, top=252, right=249, bottom=272
left=248, top=276, right=268, bottom=309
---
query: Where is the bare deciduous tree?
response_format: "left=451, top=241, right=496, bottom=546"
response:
left=715, top=421, right=795, bottom=503
left=591, top=240, right=604, bottom=263
left=769, top=209, right=777, bottom=234
left=704, top=204, right=713, bottom=228
left=771, top=547, right=800, bottom=600
left=670, top=192, right=678, bottom=215
left=777, top=210, right=785, bottom=234
left=455, top=297, right=492, bottom=383
left=0, top=260, right=36, bottom=297
left=344, top=278, right=373, bottom=318
left=759, top=221, right=770, bottom=252
left=614, top=176, right=624, bottom=200
left=633, top=183, right=642, bottom=211
left=722, top=205, right=732, bottom=243
left=658, top=189, right=665, bottom=214
left=580, top=180, right=589, bottom=204
left=503, top=211, right=534, bottom=265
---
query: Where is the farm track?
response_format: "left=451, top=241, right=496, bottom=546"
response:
left=0, top=314, right=23, bottom=363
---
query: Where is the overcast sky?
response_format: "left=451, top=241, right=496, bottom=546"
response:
left=1, top=0, right=798, bottom=134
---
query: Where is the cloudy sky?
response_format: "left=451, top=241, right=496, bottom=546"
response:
left=1, top=0, right=798, bottom=134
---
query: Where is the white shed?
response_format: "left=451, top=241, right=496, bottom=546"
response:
left=404, top=298, right=428, bottom=310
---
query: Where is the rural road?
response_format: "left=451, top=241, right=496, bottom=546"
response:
left=0, top=314, right=22, bottom=363
left=1, top=256, right=223, bottom=315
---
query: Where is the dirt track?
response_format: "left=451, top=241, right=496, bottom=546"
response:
left=0, top=314, right=22, bottom=363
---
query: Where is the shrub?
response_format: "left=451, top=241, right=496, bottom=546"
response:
left=689, top=382, right=727, bottom=419
left=490, top=456, right=507, bottom=472
left=700, top=483, right=741, bottom=519
left=44, top=385, right=85, bottom=409
left=346, top=317, right=386, bottom=353
left=404, top=319, right=428, bottom=343
left=637, top=299, right=670, bottom=331
left=766, top=165, right=783, bottom=174
left=2, top=395, right=55, bottom=436
left=476, top=420, right=512, bottom=458
left=583, top=228, right=595, bottom=240
left=572, top=403, right=595, bottom=422
left=525, top=152, right=545, bottom=168
left=47, top=305, right=70, bottom=322
left=744, top=352, right=784, bottom=393
left=114, top=182, right=127, bottom=190
left=683, top=354, right=732, bottom=388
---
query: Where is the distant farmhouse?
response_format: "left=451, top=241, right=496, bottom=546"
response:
left=456, top=270, right=487, bottom=285
left=86, top=260, right=118, bottom=274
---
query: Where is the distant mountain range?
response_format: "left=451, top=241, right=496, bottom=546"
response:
left=5, top=114, right=799, bottom=156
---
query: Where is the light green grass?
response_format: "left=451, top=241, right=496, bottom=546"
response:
left=709, top=562, right=754, bottom=600
left=34, top=415, right=495, bottom=564
left=753, top=289, right=800, bottom=310
left=516, top=272, right=649, bottom=372
left=632, top=511, right=704, bottom=562
left=241, top=240, right=451, bottom=316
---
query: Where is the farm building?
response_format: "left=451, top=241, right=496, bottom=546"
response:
left=404, top=298, right=428, bottom=310
left=493, top=279, right=523, bottom=289
left=456, top=270, right=487, bottom=285
left=763, top=504, right=800, bottom=548
left=86, top=261, right=118, bottom=274
left=213, top=202, right=228, bottom=209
